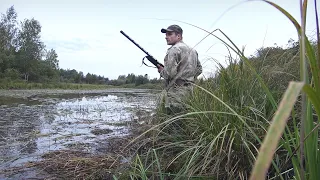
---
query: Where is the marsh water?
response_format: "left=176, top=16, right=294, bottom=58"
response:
left=0, top=88, right=159, bottom=179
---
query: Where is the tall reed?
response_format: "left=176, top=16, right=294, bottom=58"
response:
left=250, top=0, right=320, bottom=180
left=118, top=0, right=319, bottom=179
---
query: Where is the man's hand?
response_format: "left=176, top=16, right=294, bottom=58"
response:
left=157, top=64, right=164, bottom=73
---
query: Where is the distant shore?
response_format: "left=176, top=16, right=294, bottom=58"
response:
left=0, top=81, right=163, bottom=91
left=0, top=88, right=160, bottom=99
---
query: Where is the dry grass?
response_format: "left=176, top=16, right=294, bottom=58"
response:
left=27, top=150, right=118, bottom=180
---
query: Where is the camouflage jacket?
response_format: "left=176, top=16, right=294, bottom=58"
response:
left=160, top=41, right=202, bottom=89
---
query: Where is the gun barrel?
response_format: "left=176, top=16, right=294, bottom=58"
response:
left=120, top=30, right=151, bottom=56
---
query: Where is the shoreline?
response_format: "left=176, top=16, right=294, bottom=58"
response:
left=0, top=88, right=161, bottom=99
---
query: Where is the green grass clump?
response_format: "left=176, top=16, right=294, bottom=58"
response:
left=116, top=1, right=319, bottom=180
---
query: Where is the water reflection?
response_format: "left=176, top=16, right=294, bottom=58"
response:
left=0, top=105, right=46, bottom=168
left=0, top=91, right=157, bottom=170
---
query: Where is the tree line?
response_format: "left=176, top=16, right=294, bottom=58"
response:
left=0, top=6, right=162, bottom=87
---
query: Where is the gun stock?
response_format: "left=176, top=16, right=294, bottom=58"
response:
left=120, top=30, right=164, bottom=68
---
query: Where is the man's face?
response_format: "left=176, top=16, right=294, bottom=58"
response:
left=165, top=31, right=181, bottom=45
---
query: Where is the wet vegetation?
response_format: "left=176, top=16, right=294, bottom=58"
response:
left=91, top=128, right=113, bottom=136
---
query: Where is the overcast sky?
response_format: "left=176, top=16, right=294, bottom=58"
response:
left=0, top=0, right=318, bottom=79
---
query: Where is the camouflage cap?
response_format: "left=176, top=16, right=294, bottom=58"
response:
left=161, top=25, right=183, bottom=34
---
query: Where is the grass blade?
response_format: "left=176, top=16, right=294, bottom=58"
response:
left=152, top=149, right=164, bottom=180
left=299, top=0, right=308, bottom=178
left=315, top=0, right=320, bottom=83
left=260, top=0, right=301, bottom=34
left=249, top=81, right=304, bottom=180
left=261, top=0, right=320, bottom=91
left=303, top=84, right=320, bottom=117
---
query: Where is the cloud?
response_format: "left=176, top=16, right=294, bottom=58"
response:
left=44, top=38, right=91, bottom=53
left=42, top=32, right=118, bottom=53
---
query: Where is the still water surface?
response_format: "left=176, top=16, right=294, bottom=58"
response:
left=0, top=89, right=158, bottom=177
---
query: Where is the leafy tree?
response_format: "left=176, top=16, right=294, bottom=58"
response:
left=126, top=73, right=136, bottom=84
left=45, top=49, right=59, bottom=70
left=16, top=18, right=45, bottom=81
left=0, top=6, right=165, bottom=87
left=4, top=68, right=19, bottom=80
left=0, top=6, right=18, bottom=73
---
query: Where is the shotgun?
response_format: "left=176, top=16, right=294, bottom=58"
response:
left=120, top=30, right=164, bottom=68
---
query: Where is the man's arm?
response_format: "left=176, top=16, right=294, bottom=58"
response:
left=159, top=47, right=180, bottom=80
left=194, top=51, right=202, bottom=77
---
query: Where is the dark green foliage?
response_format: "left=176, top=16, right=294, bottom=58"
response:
left=0, top=6, right=162, bottom=89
